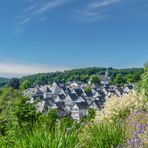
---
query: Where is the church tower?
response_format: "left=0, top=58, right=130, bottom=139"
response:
left=101, top=68, right=110, bottom=85
left=105, top=68, right=109, bottom=78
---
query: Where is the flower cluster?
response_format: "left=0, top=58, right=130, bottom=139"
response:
left=94, top=91, right=147, bottom=123
left=124, top=111, right=148, bottom=147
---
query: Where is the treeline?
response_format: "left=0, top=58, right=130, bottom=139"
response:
left=0, top=67, right=144, bottom=89
left=21, top=67, right=144, bottom=87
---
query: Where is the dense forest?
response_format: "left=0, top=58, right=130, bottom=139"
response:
left=20, top=67, right=144, bottom=87
left=0, top=67, right=144, bottom=89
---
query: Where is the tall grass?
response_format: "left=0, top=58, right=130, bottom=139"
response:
left=9, top=123, right=81, bottom=148
left=83, top=120, right=126, bottom=148
left=1, top=120, right=127, bottom=148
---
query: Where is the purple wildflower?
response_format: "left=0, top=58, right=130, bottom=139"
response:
left=130, top=122, right=135, bottom=126
left=133, top=111, right=137, bottom=116
left=137, top=140, right=141, bottom=147
left=133, top=131, right=137, bottom=137
left=136, top=124, right=143, bottom=133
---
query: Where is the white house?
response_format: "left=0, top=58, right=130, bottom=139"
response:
left=71, top=102, right=88, bottom=121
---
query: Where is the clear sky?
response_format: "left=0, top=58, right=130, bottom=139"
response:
left=0, top=0, right=148, bottom=77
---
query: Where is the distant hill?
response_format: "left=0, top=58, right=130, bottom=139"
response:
left=0, top=77, right=10, bottom=88
left=20, top=67, right=144, bottom=87
left=0, top=67, right=144, bottom=88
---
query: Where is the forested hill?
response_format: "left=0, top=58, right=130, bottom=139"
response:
left=20, top=67, right=144, bottom=87
left=0, top=67, right=144, bottom=88
left=0, top=77, right=10, bottom=88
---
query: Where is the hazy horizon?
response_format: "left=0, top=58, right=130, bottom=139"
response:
left=0, top=65, right=144, bottom=79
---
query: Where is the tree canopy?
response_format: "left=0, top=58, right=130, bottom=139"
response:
left=20, top=67, right=144, bottom=88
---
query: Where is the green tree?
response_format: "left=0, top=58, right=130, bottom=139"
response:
left=13, top=96, right=37, bottom=129
left=113, top=74, right=126, bottom=86
left=84, top=86, right=92, bottom=93
left=20, top=80, right=31, bottom=90
left=144, top=61, right=148, bottom=72
left=90, top=75, right=101, bottom=84
left=137, top=71, right=148, bottom=99
left=9, top=78, right=20, bottom=89
left=125, top=74, right=134, bottom=83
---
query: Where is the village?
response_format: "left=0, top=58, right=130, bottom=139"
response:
left=23, top=70, right=134, bottom=121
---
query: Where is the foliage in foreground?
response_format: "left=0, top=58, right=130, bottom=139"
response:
left=11, top=123, right=80, bottom=148
left=94, top=91, right=147, bottom=123
left=123, top=110, right=148, bottom=147
left=136, top=71, right=148, bottom=100
left=82, top=120, right=126, bottom=148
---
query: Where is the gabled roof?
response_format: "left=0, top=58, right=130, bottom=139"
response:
left=58, top=94, right=65, bottom=100
left=102, top=84, right=110, bottom=90
left=73, top=88, right=83, bottom=96
left=65, top=87, right=71, bottom=94
left=35, top=88, right=43, bottom=95
left=91, top=83, right=100, bottom=88
left=76, top=96, right=85, bottom=102
left=55, top=102, right=65, bottom=109
left=92, top=99, right=105, bottom=108
left=124, top=84, right=134, bottom=90
left=116, top=88, right=124, bottom=93
left=23, top=88, right=43, bottom=96
left=35, top=84, right=40, bottom=89
left=75, top=102, right=88, bottom=109
left=93, top=100, right=101, bottom=108
left=45, top=87, right=52, bottom=93
left=32, top=95, right=44, bottom=100
left=36, top=100, right=46, bottom=112
left=69, top=93, right=78, bottom=101
left=85, top=91, right=93, bottom=97
left=47, top=98, right=55, bottom=106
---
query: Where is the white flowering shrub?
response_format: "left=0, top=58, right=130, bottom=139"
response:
left=94, top=91, right=148, bottom=123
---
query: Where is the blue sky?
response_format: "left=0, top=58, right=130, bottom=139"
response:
left=0, top=0, right=148, bottom=77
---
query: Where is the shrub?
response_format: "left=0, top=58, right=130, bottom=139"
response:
left=136, top=71, right=148, bottom=100
left=94, top=91, right=147, bottom=123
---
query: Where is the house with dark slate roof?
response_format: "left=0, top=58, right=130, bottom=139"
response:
left=55, top=94, right=66, bottom=102
left=65, top=93, right=78, bottom=111
left=72, top=88, right=83, bottom=97
left=124, top=84, right=134, bottom=93
left=52, top=102, right=70, bottom=117
left=71, top=102, right=88, bottom=121
left=23, top=72, right=135, bottom=121
left=90, top=97, right=105, bottom=110
left=36, top=100, right=49, bottom=113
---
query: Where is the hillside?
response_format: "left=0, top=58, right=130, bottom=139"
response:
left=0, top=67, right=144, bottom=88
left=0, top=77, right=10, bottom=88
left=20, top=67, right=144, bottom=86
